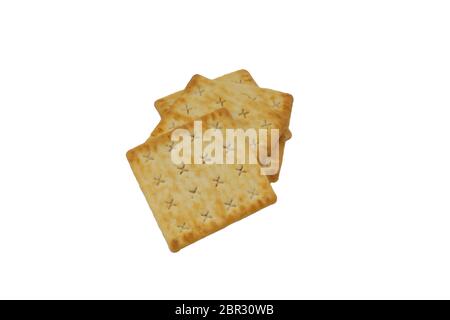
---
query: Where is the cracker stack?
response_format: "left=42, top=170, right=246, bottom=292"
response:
left=127, top=70, right=293, bottom=252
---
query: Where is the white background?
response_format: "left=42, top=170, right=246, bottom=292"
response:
left=0, top=0, right=449, bottom=299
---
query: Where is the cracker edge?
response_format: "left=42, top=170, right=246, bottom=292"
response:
left=154, top=69, right=257, bottom=115
left=127, top=108, right=277, bottom=252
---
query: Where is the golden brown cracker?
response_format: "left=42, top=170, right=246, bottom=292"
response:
left=150, top=75, right=293, bottom=181
left=151, top=75, right=292, bottom=138
left=127, top=108, right=277, bottom=252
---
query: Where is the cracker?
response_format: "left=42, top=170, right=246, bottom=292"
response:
left=150, top=75, right=293, bottom=181
left=154, top=69, right=292, bottom=142
left=127, top=108, right=277, bottom=252
left=151, top=75, right=293, bottom=138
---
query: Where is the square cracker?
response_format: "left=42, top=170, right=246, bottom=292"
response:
left=153, top=70, right=292, bottom=182
left=150, top=74, right=293, bottom=181
left=127, top=108, right=277, bottom=252
left=150, top=75, right=293, bottom=139
left=154, top=69, right=292, bottom=144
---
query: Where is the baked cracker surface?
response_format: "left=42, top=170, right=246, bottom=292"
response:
left=127, top=108, right=277, bottom=252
